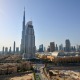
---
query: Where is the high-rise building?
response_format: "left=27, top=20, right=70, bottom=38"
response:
left=55, top=44, right=58, bottom=51
left=21, top=8, right=25, bottom=54
left=73, top=46, right=76, bottom=52
left=2, top=46, right=4, bottom=54
left=21, top=8, right=35, bottom=59
left=16, top=47, right=19, bottom=53
left=78, top=45, right=80, bottom=52
left=9, top=46, right=11, bottom=53
left=38, top=44, right=44, bottom=52
left=35, top=46, right=37, bottom=53
left=77, top=45, right=80, bottom=52
left=65, top=39, right=71, bottom=52
left=44, top=47, right=46, bottom=52
left=5, top=47, right=8, bottom=54
left=59, top=44, right=63, bottom=51
left=50, top=42, right=55, bottom=52
left=64, top=47, right=66, bottom=51
left=24, top=21, right=35, bottom=59
left=13, top=41, right=16, bottom=53
left=47, top=46, right=50, bottom=52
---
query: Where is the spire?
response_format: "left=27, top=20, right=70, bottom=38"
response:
left=23, top=7, right=25, bottom=30
left=23, top=6, right=25, bottom=24
left=24, top=6, right=25, bottom=12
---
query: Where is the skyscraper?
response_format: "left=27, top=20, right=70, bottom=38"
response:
left=16, top=47, right=19, bottom=53
left=38, top=44, right=44, bottom=52
left=21, top=8, right=25, bottom=54
left=2, top=46, right=4, bottom=54
left=5, top=47, right=8, bottom=54
left=9, top=46, right=11, bottom=53
left=47, top=46, right=50, bottom=52
left=50, top=42, right=55, bottom=52
left=21, top=8, right=35, bottom=59
left=13, top=41, right=16, bottom=53
left=24, top=21, right=35, bottom=59
left=65, top=39, right=71, bottom=52
left=55, top=44, right=58, bottom=51
left=59, top=44, right=63, bottom=51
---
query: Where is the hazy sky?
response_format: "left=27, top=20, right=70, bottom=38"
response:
left=0, top=0, right=80, bottom=50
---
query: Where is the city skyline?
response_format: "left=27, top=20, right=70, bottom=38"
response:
left=0, top=0, right=80, bottom=50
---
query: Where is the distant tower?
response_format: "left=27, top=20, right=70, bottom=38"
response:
left=2, top=46, right=4, bottom=54
left=44, top=47, right=46, bottom=52
left=39, top=44, right=44, bottom=52
left=59, top=44, right=63, bottom=51
left=9, top=46, right=11, bottom=54
left=50, top=42, right=55, bottom=52
left=16, top=47, right=19, bottom=53
left=47, top=46, right=50, bottom=52
left=65, top=39, right=71, bottom=52
left=78, top=45, right=80, bottom=52
left=55, top=44, right=58, bottom=51
left=13, top=41, right=16, bottom=53
left=5, top=47, right=8, bottom=54
left=73, top=46, right=76, bottom=52
left=9, top=46, right=11, bottom=53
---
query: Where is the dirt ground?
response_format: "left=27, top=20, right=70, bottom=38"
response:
left=9, top=73, right=33, bottom=80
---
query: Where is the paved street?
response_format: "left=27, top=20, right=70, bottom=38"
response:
left=35, top=64, right=48, bottom=80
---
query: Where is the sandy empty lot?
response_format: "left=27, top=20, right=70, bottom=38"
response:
left=10, top=73, right=33, bottom=80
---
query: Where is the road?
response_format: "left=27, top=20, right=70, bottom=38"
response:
left=34, top=63, right=48, bottom=80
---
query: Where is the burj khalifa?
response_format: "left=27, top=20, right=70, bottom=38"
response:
left=21, top=8, right=35, bottom=59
